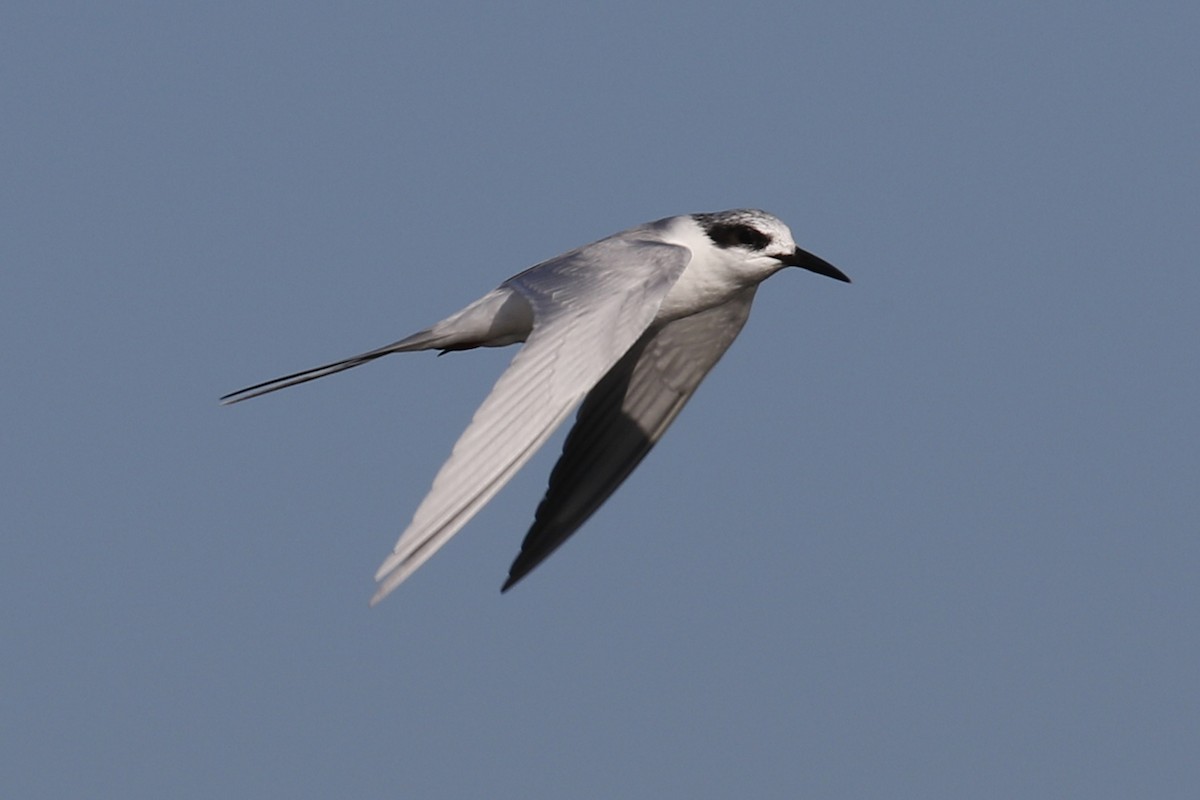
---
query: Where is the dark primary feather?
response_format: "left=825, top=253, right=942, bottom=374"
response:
left=502, top=287, right=759, bottom=591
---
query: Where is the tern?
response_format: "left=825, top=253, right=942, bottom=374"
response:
left=222, top=209, right=850, bottom=604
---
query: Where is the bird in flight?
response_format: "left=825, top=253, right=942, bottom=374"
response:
left=222, top=209, right=850, bottom=605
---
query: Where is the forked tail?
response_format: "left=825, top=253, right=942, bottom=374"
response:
left=220, top=329, right=445, bottom=405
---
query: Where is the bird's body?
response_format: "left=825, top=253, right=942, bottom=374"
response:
left=222, top=209, right=849, bottom=604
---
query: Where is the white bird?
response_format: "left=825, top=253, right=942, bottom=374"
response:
left=222, top=209, right=849, bottom=605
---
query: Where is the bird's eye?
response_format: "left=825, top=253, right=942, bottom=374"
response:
left=709, top=223, right=771, bottom=251
left=736, top=226, right=765, bottom=247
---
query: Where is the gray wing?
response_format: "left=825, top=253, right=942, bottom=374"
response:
left=502, top=286, right=759, bottom=591
left=370, top=236, right=691, bottom=604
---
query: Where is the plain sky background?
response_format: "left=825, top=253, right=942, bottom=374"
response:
left=4, top=2, right=1197, bottom=798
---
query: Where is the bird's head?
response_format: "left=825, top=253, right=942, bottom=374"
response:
left=693, top=209, right=850, bottom=283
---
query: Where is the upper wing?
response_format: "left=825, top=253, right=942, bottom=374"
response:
left=370, top=236, right=691, bottom=604
left=502, top=286, right=759, bottom=591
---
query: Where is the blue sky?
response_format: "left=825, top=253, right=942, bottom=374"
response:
left=4, top=2, right=1197, bottom=798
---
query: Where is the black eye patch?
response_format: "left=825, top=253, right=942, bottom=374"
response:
left=706, top=223, right=771, bottom=251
